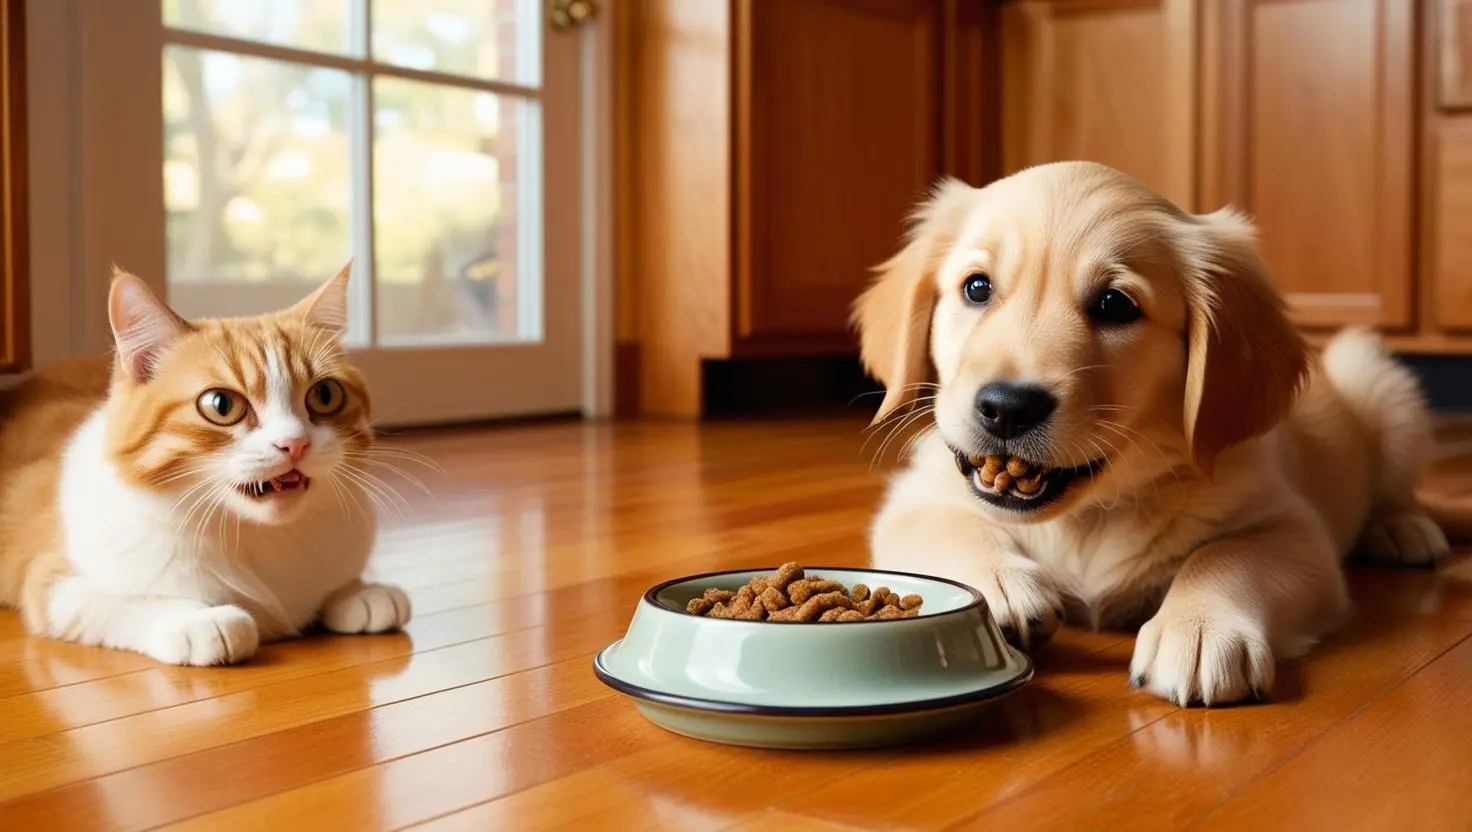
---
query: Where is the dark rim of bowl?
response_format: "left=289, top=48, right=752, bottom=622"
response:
left=592, top=645, right=1033, bottom=717
left=641, top=565, right=988, bottom=625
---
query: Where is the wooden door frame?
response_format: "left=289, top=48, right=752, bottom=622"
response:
left=0, top=0, right=26, bottom=374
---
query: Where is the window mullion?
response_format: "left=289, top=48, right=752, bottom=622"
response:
left=348, top=0, right=376, bottom=348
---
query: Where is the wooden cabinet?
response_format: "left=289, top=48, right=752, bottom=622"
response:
left=623, top=0, right=993, bottom=415
left=1001, top=0, right=1197, bottom=209
left=1210, top=0, right=1414, bottom=331
left=0, top=0, right=25, bottom=374
left=1441, top=0, right=1472, bottom=108
left=618, top=0, right=1472, bottom=417
left=1431, top=2, right=1472, bottom=335
left=738, top=0, right=940, bottom=343
left=1432, top=118, right=1472, bottom=331
left=1004, top=0, right=1415, bottom=332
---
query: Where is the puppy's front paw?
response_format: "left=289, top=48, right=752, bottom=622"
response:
left=149, top=605, right=260, bottom=666
left=320, top=582, right=412, bottom=634
left=1359, top=511, right=1449, bottom=567
left=1130, top=608, right=1273, bottom=706
left=974, top=557, right=1064, bottom=651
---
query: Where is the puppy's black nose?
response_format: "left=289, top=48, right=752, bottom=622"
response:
left=976, top=382, right=1057, bottom=439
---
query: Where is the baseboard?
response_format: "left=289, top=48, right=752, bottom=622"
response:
left=700, top=354, right=883, bottom=420
left=1400, top=354, right=1472, bottom=413
left=615, top=340, right=641, bottom=419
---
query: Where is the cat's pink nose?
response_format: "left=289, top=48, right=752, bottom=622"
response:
left=275, top=437, right=311, bottom=462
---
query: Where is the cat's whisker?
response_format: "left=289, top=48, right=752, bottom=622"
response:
left=326, top=470, right=370, bottom=524
left=335, top=465, right=410, bottom=520
left=358, top=445, right=445, bottom=473
left=339, top=454, right=437, bottom=500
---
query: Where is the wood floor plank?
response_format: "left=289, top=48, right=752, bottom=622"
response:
left=0, top=419, right=1469, bottom=829
left=160, top=697, right=668, bottom=831
left=410, top=630, right=1134, bottom=832
left=1194, top=636, right=1472, bottom=830
left=0, top=658, right=614, bottom=831
left=0, top=603, right=633, bottom=801
left=946, top=603, right=1472, bottom=829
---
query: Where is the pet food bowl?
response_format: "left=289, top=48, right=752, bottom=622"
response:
left=593, top=566, right=1033, bottom=750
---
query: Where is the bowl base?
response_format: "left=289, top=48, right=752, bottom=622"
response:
left=630, top=696, right=1013, bottom=751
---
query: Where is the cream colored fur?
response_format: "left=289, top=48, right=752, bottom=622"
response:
left=855, top=161, right=1451, bottom=706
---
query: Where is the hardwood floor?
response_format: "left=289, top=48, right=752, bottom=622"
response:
left=2, top=417, right=1472, bottom=830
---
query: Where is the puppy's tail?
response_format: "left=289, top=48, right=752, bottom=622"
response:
left=1320, top=327, right=1437, bottom=505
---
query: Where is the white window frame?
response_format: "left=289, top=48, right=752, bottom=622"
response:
left=21, top=0, right=615, bottom=419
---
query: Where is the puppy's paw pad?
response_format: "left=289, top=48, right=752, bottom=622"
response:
left=149, top=605, right=259, bottom=666
left=321, top=583, right=412, bottom=634
left=1130, top=611, right=1273, bottom=707
left=1359, top=513, right=1449, bottom=567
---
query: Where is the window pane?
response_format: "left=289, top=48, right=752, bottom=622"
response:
left=371, top=0, right=540, bottom=85
left=373, top=78, right=538, bottom=344
left=164, top=47, right=357, bottom=339
left=163, top=0, right=353, bottom=55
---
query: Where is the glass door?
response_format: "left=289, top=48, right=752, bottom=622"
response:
left=154, top=0, right=584, bottom=424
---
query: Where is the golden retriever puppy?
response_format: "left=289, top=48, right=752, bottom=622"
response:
left=854, top=161, right=1450, bottom=706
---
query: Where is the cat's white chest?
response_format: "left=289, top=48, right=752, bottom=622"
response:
left=57, top=411, right=375, bottom=639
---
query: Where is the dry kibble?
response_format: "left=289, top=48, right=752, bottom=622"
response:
left=1006, top=457, right=1030, bottom=477
left=683, top=564, right=923, bottom=623
left=788, top=579, right=845, bottom=604
left=768, top=591, right=854, bottom=622
left=994, top=472, right=1013, bottom=492
left=769, top=562, right=805, bottom=591
left=758, top=587, right=789, bottom=613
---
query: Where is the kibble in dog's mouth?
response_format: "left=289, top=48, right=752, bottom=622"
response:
left=953, top=449, right=1105, bottom=512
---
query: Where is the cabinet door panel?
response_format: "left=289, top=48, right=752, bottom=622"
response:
left=1207, top=0, right=1413, bottom=330
left=1441, top=0, right=1472, bottom=110
left=1433, top=118, right=1472, bottom=330
left=1001, top=0, right=1198, bottom=209
left=737, top=0, right=940, bottom=344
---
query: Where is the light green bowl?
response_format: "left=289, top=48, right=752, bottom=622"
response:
left=593, top=566, right=1032, bottom=750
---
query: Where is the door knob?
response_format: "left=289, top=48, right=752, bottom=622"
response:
left=550, top=0, right=596, bottom=31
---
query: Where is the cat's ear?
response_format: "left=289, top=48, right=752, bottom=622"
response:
left=291, top=261, right=351, bottom=338
left=108, top=269, right=192, bottom=383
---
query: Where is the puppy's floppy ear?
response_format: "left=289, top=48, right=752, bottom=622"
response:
left=1176, top=208, right=1310, bottom=476
left=852, top=178, right=973, bottom=425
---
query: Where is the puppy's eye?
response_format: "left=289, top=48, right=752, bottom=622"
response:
left=1089, top=288, right=1142, bottom=325
left=961, top=274, right=992, bottom=306
left=197, top=389, right=248, bottom=426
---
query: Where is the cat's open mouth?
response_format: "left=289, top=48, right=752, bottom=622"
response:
left=237, top=469, right=311, bottom=499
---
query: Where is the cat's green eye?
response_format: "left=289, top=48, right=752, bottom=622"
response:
left=197, top=389, right=248, bottom=427
left=306, top=378, right=347, bottom=417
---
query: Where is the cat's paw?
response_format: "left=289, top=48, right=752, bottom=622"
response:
left=1359, top=511, right=1449, bottom=567
left=1129, top=606, right=1274, bottom=706
left=149, top=605, right=260, bottom=666
left=320, top=582, right=412, bottom=634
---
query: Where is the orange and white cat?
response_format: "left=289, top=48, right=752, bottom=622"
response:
left=0, top=265, right=411, bottom=666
